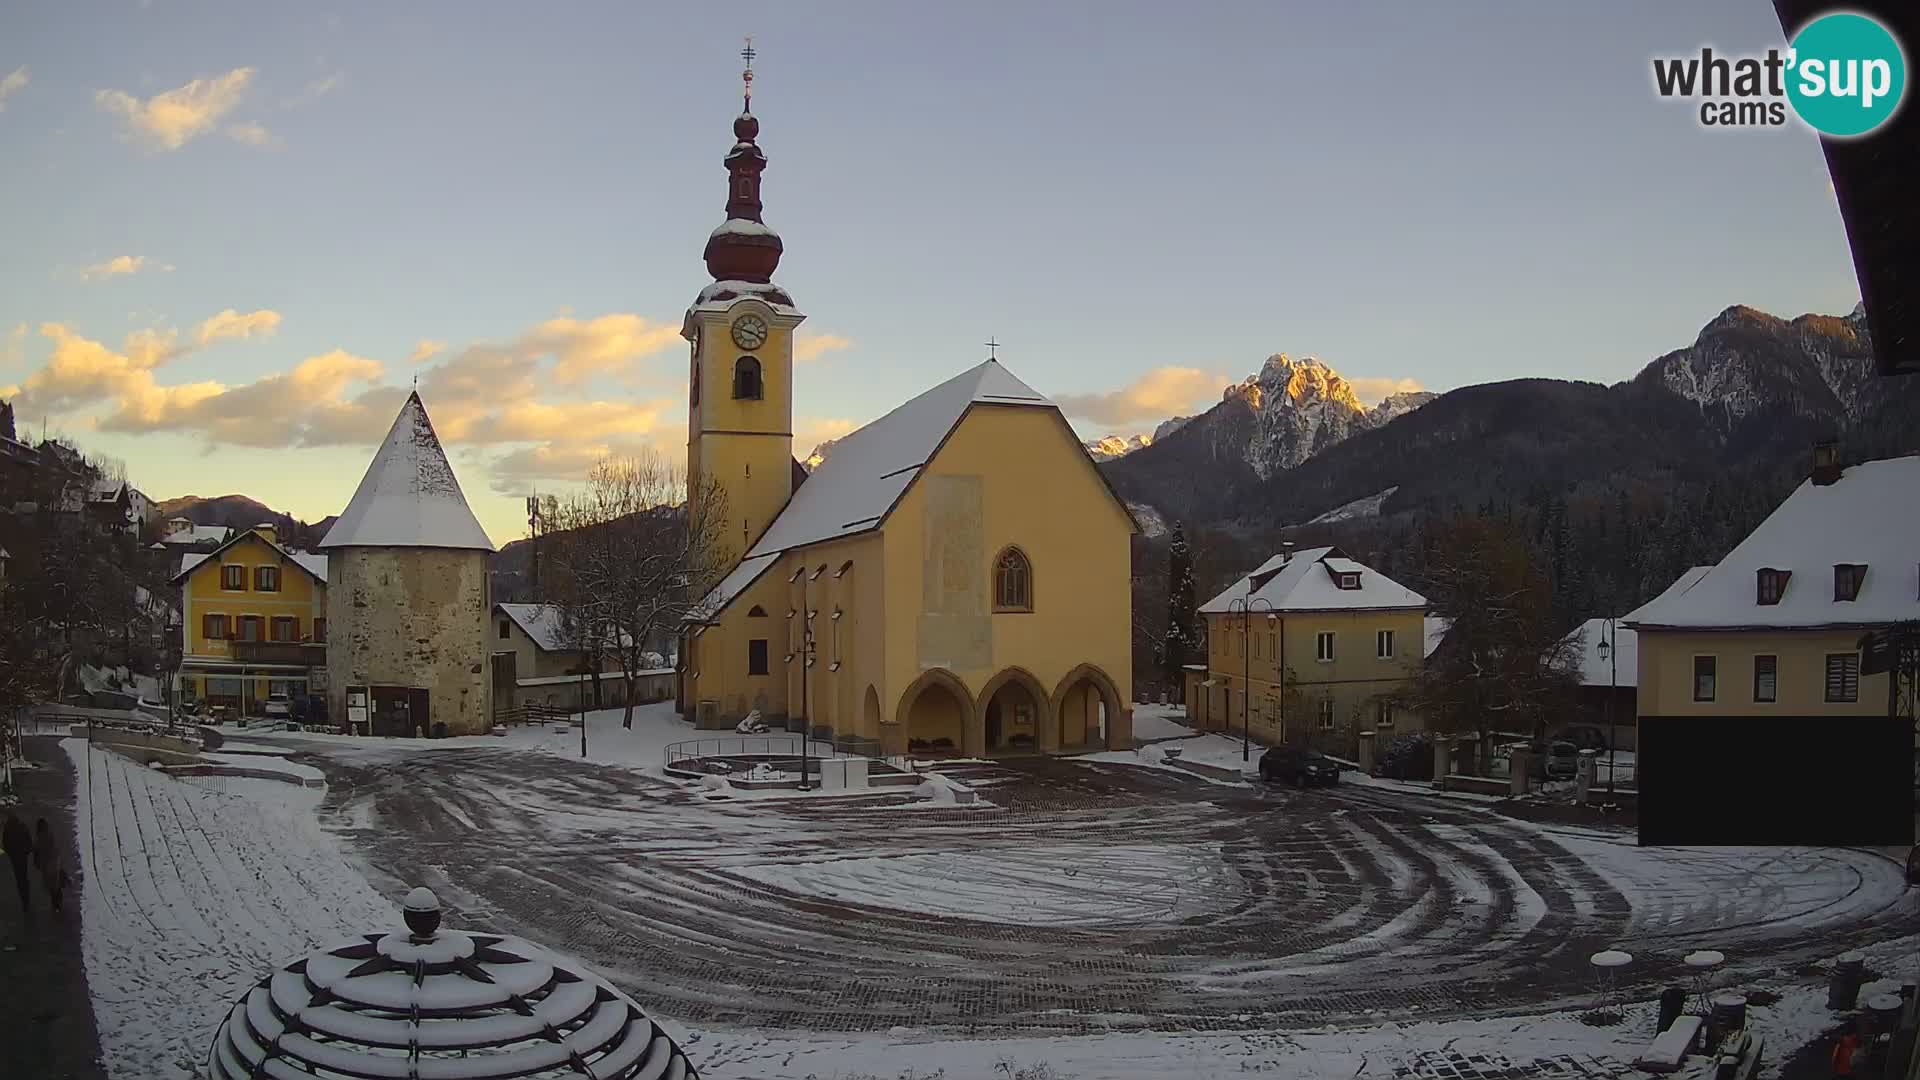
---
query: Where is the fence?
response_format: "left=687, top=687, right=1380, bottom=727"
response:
left=662, top=736, right=916, bottom=775
left=492, top=702, right=571, bottom=728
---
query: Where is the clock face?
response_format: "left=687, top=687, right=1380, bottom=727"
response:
left=730, top=314, right=769, bottom=351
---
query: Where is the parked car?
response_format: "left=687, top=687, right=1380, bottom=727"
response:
left=1557, top=724, right=1609, bottom=753
left=263, top=694, right=293, bottom=721
left=1373, top=731, right=1434, bottom=780
left=1531, top=739, right=1579, bottom=780
left=1260, top=746, right=1342, bottom=787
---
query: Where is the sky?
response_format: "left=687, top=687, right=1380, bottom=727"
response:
left=0, top=1, right=1864, bottom=546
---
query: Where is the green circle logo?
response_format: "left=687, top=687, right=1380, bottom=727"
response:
left=1787, top=12, right=1907, bottom=137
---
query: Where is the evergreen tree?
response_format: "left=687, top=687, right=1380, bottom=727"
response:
left=1162, top=521, right=1198, bottom=685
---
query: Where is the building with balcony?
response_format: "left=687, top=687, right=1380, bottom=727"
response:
left=172, top=523, right=329, bottom=715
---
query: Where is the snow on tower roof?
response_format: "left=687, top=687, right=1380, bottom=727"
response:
left=1624, top=455, right=1920, bottom=630
left=1200, top=546, right=1426, bottom=614
left=319, top=392, right=495, bottom=552
left=742, top=359, right=1054, bottom=559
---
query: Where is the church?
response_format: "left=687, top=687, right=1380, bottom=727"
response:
left=677, top=57, right=1136, bottom=757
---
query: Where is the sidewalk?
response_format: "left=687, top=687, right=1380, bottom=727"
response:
left=1, top=735, right=108, bottom=1079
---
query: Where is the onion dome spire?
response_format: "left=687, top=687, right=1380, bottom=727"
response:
left=704, top=37, right=784, bottom=284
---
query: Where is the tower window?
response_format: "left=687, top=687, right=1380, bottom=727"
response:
left=994, top=547, right=1033, bottom=612
left=733, top=356, right=763, bottom=400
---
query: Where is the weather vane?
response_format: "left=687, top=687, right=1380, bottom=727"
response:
left=985, top=336, right=1001, bottom=360
left=741, top=36, right=756, bottom=110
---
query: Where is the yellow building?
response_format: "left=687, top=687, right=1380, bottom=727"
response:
left=1625, top=453, right=1919, bottom=723
left=677, top=87, right=1136, bottom=756
left=1190, top=546, right=1427, bottom=757
left=172, top=524, right=329, bottom=715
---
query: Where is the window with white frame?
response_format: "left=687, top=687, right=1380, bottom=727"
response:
left=1317, top=698, right=1335, bottom=729
left=1316, top=631, right=1335, bottom=662
left=1375, top=699, right=1394, bottom=728
left=1376, top=629, right=1394, bottom=659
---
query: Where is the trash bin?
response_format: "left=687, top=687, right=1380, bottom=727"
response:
left=1830, top=952, right=1866, bottom=1010
left=432, top=721, right=448, bottom=739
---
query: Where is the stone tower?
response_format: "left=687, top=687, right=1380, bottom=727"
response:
left=682, top=44, right=807, bottom=561
left=319, top=392, right=496, bottom=737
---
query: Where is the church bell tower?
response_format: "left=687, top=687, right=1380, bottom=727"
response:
left=684, top=38, right=806, bottom=559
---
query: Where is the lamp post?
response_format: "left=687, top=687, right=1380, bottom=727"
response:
left=1596, top=618, right=1617, bottom=796
left=578, top=665, right=588, bottom=759
left=1227, top=597, right=1277, bottom=761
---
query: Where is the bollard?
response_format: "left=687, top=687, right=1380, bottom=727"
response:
left=1658, top=986, right=1688, bottom=1033
left=1830, top=952, right=1866, bottom=1011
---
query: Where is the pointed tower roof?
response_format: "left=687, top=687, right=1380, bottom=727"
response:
left=319, top=392, right=495, bottom=552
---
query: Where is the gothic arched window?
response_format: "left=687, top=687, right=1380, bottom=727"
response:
left=733, top=356, right=763, bottom=400
left=994, top=546, right=1033, bottom=612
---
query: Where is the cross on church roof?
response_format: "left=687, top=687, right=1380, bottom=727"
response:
left=741, top=36, right=756, bottom=109
left=985, top=337, right=1001, bottom=360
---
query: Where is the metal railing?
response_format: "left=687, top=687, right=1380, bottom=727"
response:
left=662, top=736, right=918, bottom=775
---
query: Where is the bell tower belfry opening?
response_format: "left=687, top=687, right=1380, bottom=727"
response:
left=684, top=37, right=806, bottom=561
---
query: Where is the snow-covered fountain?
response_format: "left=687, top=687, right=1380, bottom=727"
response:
left=205, top=887, right=701, bottom=1078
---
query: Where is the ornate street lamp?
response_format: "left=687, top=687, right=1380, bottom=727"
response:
left=1596, top=618, right=1618, bottom=796
left=1227, top=597, right=1277, bottom=762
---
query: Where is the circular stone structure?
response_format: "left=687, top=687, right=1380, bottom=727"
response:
left=206, top=888, right=700, bottom=1079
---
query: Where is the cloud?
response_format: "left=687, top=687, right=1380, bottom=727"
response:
left=0, top=66, right=27, bottom=111
left=1053, top=366, right=1233, bottom=427
left=1347, top=376, right=1425, bottom=405
left=516, top=313, right=683, bottom=383
left=95, top=67, right=259, bottom=150
left=487, top=439, right=668, bottom=493
left=80, top=255, right=164, bottom=280
left=194, top=308, right=282, bottom=345
left=409, top=339, right=446, bottom=363
left=224, top=121, right=278, bottom=147
left=283, top=72, right=342, bottom=108
left=11, top=323, right=189, bottom=416
left=2, top=323, right=26, bottom=370
left=101, top=348, right=397, bottom=447
left=794, top=332, right=852, bottom=362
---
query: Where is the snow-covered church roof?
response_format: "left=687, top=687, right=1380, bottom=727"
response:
left=319, top=392, right=495, bottom=552
left=1200, top=546, right=1426, bottom=614
left=745, top=359, right=1054, bottom=558
left=1624, top=454, right=1920, bottom=630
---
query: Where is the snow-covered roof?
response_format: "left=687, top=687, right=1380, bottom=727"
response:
left=709, top=218, right=779, bottom=240
left=745, top=360, right=1054, bottom=559
left=1561, top=618, right=1638, bottom=688
left=1624, top=455, right=1920, bottom=630
left=161, top=523, right=232, bottom=546
left=494, top=603, right=632, bottom=652
left=691, top=278, right=799, bottom=316
left=689, top=552, right=780, bottom=623
left=319, top=392, right=495, bottom=552
left=1423, top=616, right=1452, bottom=658
left=174, top=529, right=329, bottom=585
left=1200, top=547, right=1427, bottom=614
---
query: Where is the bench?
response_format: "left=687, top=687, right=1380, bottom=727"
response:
left=1634, top=1014, right=1704, bottom=1073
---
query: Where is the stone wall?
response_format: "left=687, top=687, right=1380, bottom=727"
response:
left=326, top=546, right=492, bottom=736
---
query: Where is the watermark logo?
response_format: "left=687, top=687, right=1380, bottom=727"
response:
left=1652, top=10, right=1907, bottom=137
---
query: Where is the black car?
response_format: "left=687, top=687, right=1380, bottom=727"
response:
left=1260, top=746, right=1341, bottom=787
left=1530, top=739, right=1579, bottom=780
left=1557, top=725, right=1610, bottom=753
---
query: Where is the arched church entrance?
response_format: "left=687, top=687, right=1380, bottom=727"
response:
left=896, top=669, right=975, bottom=757
left=979, top=669, right=1049, bottom=754
left=1053, top=664, right=1123, bottom=752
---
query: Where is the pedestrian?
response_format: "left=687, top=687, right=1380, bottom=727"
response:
left=1831, top=1019, right=1862, bottom=1077
left=2, top=812, right=33, bottom=913
left=1906, top=845, right=1919, bottom=888
left=33, top=818, right=67, bottom=913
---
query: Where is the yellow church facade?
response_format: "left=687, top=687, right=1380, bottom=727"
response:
left=676, top=77, right=1135, bottom=757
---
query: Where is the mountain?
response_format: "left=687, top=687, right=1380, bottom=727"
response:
left=801, top=437, right=841, bottom=472
left=1084, top=433, right=1154, bottom=461
left=1104, top=303, right=1914, bottom=532
left=154, top=494, right=334, bottom=547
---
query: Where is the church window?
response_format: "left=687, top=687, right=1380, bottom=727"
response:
left=747, top=605, right=767, bottom=617
left=748, top=638, right=769, bottom=676
left=733, top=356, right=763, bottom=400
left=994, top=547, right=1033, bottom=612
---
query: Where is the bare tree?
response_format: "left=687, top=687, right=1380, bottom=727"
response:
left=1413, top=516, right=1581, bottom=774
left=542, top=452, right=731, bottom=729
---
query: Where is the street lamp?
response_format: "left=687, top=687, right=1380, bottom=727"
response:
left=1227, top=597, right=1277, bottom=762
left=1595, top=617, right=1617, bottom=796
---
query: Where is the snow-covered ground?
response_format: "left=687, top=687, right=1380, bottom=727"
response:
left=60, top=711, right=1920, bottom=1080
left=1129, top=702, right=1192, bottom=742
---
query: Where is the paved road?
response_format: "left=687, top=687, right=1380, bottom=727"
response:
left=296, top=745, right=1920, bottom=1039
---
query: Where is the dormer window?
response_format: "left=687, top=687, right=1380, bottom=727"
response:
left=1756, top=568, right=1790, bottom=605
left=1834, top=563, right=1867, bottom=602
left=1338, top=573, right=1360, bottom=590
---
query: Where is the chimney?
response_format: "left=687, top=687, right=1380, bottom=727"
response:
left=253, top=521, right=278, bottom=545
left=1281, top=540, right=1296, bottom=563
left=1811, top=440, right=1842, bottom=486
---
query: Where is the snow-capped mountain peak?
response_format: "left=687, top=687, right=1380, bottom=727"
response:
left=1084, top=433, right=1154, bottom=461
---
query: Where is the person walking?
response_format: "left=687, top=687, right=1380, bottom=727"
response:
left=2, top=812, right=33, bottom=913
left=1830, top=1019, right=1862, bottom=1077
left=32, top=818, right=67, bottom=913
